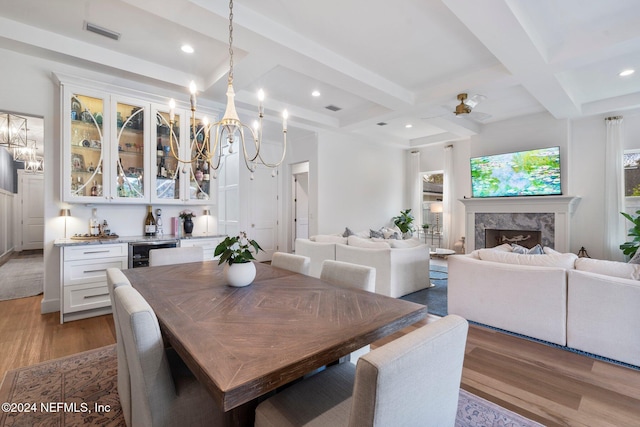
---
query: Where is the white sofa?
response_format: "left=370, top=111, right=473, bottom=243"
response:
left=448, top=248, right=640, bottom=367
left=295, top=236, right=430, bottom=298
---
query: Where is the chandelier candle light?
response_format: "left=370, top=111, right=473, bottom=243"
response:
left=167, top=0, right=287, bottom=181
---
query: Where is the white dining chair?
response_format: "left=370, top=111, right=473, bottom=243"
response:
left=149, top=246, right=204, bottom=267
left=255, top=314, right=469, bottom=427
left=113, top=285, right=224, bottom=427
left=271, top=252, right=311, bottom=275
left=320, top=260, right=376, bottom=293
left=106, top=267, right=132, bottom=427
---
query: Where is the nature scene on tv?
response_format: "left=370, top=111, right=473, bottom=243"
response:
left=471, top=147, right=561, bottom=197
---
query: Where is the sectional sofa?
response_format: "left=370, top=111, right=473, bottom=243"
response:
left=295, top=234, right=430, bottom=298
left=448, top=246, right=640, bottom=367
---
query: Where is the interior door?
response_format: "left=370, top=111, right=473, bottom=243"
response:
left=248, top=163, right=279, bottom=262
left=294, top=172, right=309, bottom=242
left=19, top=171, right=44, bottom=250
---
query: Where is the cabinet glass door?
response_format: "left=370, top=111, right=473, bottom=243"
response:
left=187, top=116, right=214, bottom=202
left=153, top=110, right=181, bottom=201
left=69, top=94, right=105, bottom=200
left=114, top=100, right=147, bottom=201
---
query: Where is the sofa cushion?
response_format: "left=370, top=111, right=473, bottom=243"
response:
left=389, top=239, right=422, bottom=248
left=477, top=249, right=578, bottom=270
left=511, top=244, right=543, bottom=254
left=575, top=257, right=640, bottom=280
left=543, top=247, right=561, bottom=255
left=312, top=235, right=348, bottom=244
left=348, top=235, right=391, bottom=249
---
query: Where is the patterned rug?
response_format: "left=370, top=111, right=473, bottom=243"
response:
left=0, top=254, right=43, bottom=301
left=401, top=264, right=448, bottom=316
left=0, top=345, right=543, bottom=427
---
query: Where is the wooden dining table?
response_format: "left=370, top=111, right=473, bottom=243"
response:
left=124, top=261, right=428, bottom=426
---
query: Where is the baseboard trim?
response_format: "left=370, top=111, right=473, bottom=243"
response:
left=40, top=297, right=59, bottom=314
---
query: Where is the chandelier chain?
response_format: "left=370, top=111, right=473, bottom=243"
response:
left=228, top=0, right=234, bottom=84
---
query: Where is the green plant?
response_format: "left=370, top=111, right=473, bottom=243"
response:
left=422, top=223, right=429, bottom=230
left=620, top=210, right=640, bottom=256
left=214, top=231, right=263, bottom=265
left=392, top=209, right=415, bottom=234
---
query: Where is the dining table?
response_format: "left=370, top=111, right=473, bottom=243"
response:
left=124, top=260, right=428, bottom=426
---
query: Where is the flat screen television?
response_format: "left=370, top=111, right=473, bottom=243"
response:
left=470, top=146, right=561, bottom=198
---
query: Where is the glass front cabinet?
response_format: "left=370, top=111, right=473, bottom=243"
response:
left=151, top=105, right=216, bottom=204
left=61, top=82, right=216, bottom=205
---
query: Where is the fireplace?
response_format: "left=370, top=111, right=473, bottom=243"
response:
left=459, top=195, right=581, bottom=254
left=485, top=229, right=542, bottom=249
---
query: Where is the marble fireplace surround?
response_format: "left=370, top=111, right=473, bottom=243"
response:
left=459, top=196, right=581, bottom=253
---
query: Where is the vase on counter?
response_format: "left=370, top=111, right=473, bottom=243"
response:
left=223, top=262, right=256, bottom=287
left=183, top=218, right=194, bottom=235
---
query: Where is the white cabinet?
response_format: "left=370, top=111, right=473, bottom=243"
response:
left=60, top=243, right=128, bottom=323
left=62, top=85, right=152, bottom=204
left=180, top=237, right=223, bottom=261
left=58, top=75, right=217, bottom=206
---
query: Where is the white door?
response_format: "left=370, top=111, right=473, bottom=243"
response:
left=294, top=172, right=309, bottom=242
left=18, top=171, right=44, bottom=250
left=248, top=164, right=279, bottom=262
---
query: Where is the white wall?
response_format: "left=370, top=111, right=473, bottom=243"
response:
left=316, top=131, right=405, bottom=234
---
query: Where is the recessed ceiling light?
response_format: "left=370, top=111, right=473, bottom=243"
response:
left=405, top=124, right=413, bottom=128
left=311, top=90, right=321, bottom=97
left=181, top=44, right=194, bottom=54
left=619, top=69, right=635, bottom=77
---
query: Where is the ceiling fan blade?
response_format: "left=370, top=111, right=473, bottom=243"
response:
left=468, top=111, right=492, bottom=122
left=466, top=94, right=487, bottom=109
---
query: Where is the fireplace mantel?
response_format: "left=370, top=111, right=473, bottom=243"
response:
left=459, top=195, right=581, bottom=253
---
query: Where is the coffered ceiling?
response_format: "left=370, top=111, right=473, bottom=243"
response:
left=1, top=0, right=640, bottom=147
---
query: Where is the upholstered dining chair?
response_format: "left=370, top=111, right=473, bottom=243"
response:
left=106, top=267, right=132, bottom=427
left=255, top=314, right=469, bottom=427
left=271, top=252, right=311, bottom=275
left=113, top=285, right=224, bottom=427
left=148, top=246, right=204, bottom=267
left=320, top=260, right=376, bottom=292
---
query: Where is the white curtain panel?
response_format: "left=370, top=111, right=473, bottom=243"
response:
left=408, top=151, right=421, bottom=227
left=443, top=144, right=454, bottom=249
left=604, top=116, right=625, bottom=261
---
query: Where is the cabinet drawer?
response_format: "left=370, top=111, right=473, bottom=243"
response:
left=63, top=258, right=128, bottom=286
left=63, top=282, right=111, bottom=313
left=63, top=243, right=128, bottom=261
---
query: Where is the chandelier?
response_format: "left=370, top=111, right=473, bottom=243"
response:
left=0, top=113, right=28, bottom=155
left=167, top=0, right=287, bottom=180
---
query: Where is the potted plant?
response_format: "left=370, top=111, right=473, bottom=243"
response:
left=393, top=209, right=415, bottom=239
left=179, top=210, right=196, bottom=234
left=214, top=232, right=263, bottom=287
left=620, top=210, right=640, bottom=257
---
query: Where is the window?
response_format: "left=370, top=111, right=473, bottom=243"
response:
left=624, top=150, right=640, bottom=197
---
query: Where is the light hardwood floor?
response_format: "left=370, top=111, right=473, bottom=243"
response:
left=1, top=296, right=639, bottom=426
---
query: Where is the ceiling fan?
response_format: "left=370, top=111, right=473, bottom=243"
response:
left=422, top=93, right=492, bottom=123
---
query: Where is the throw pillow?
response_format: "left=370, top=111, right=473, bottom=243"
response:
left=629, top=248, right=640, bottom=265
left=381, top=227, right=400, bottom=240
left=370, top=228, right=384, bottom=239
left=543, top=246, right=561, bottom=255
left=492, top=243, right=514, bottom=252
left=511, top=243, right=544, bottom=254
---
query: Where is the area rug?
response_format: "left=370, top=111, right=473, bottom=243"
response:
left=401, top=264, right=448, bottom=316
left=0, top=344, right=543, bottom=427
left=0, top=255, right=43, bottom=301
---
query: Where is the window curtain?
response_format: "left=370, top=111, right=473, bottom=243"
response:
left=604, top=116, right=625, bottom=261
left=408, top=151, right=421, bottom=230
left=443, top=144, right=454, bottom=249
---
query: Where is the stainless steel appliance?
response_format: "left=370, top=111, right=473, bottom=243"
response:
left=128, top=240, right=178, bottom=268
